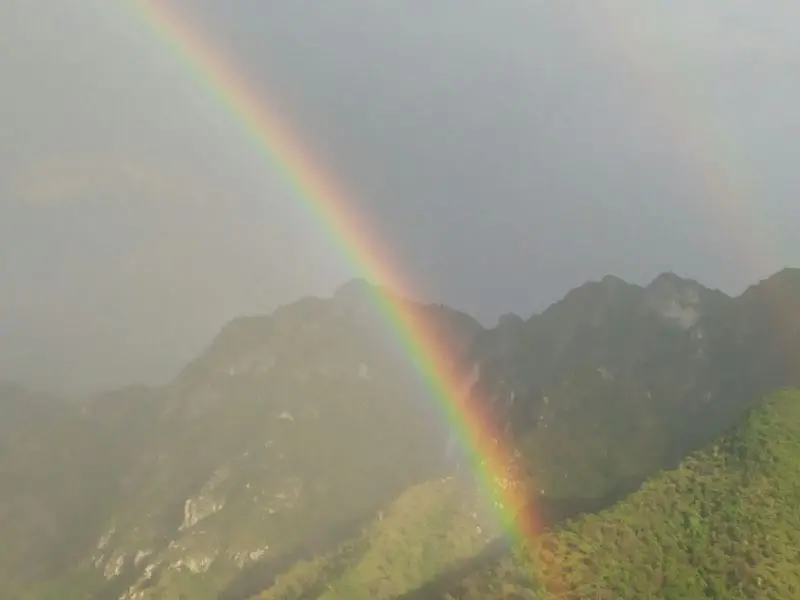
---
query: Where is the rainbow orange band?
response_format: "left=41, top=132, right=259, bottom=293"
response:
left=131, top=0, right=538, bottom=547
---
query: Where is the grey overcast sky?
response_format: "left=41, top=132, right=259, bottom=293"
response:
left=2, top=1, right=800, bottom=393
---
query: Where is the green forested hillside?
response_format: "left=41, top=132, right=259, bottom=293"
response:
left=4, top=271, right=800, bottom=599
left=247, top=389, right=800, bottom=599
left=446, top=388, right=800, bottom=599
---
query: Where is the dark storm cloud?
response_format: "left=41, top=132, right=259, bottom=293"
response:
left=188, top=0, right=800, bottom=312
left=2, top=1, right=799, bottom=391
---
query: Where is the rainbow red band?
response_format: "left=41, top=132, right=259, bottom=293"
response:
left=132, top=0, right=538, bottom=547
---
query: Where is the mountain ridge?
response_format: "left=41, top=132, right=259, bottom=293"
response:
left=3, top=267, right=800, bottom=599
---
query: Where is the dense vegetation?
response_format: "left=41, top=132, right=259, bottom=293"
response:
left=3, top=269, right=800, bottom=598
left=246, top=389, right=800, bottom=599
left=445, top=388, right=800, bottom=599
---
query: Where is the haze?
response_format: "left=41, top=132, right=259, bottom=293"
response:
left=2, top=0, right=799, bottom=394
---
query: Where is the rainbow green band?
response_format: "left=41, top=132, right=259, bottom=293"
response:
left=131, top=0, right=537, bottom=548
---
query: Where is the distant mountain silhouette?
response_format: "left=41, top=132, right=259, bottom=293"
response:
left=3, top=269, right=800, bottom=598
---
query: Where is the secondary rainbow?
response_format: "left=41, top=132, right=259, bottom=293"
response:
left=131, top=1, right=539, bottom=544
left=593, top=3, right=776, bottom=277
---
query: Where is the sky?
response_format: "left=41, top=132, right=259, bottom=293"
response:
left=2, top=0, right=800, bottom=393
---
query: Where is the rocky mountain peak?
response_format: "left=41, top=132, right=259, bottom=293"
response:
left=740, top=267, right=800, bottom=303
left=333, top=277, right=379, bottom=303
left=496, top=312, right=525, bottom=330
left=5, top=267, right=800, bottom=599
left=644, top=272, right=710, bottom=329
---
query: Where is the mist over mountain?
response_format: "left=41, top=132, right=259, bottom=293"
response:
left=2, top=268, right=800, bottom=599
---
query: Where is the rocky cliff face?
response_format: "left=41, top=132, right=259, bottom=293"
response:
left=0, top=281, right=482, bottom=599
left=3, top=270, right=800, bottom=599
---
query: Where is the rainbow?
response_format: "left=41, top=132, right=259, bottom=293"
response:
left=132, top=0, right=538, bottom=548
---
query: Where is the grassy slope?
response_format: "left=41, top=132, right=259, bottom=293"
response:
left=253, top=478, right=493, bottom=600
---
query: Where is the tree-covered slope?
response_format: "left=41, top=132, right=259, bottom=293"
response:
left=244, top=388, right=800, bottom=599
left=470, top=269, right=800, bottom=501
left=4, top=270, right=800, bottom=599
left=443, top=387, right=800, bottom=599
